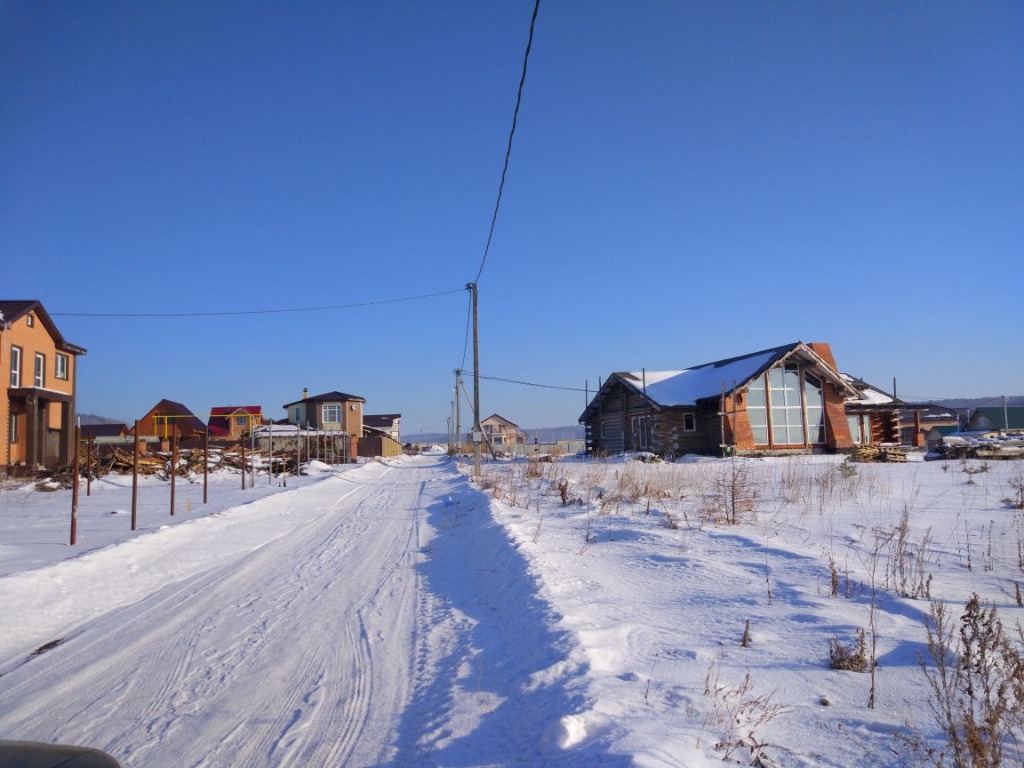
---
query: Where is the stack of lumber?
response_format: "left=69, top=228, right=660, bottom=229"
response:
left=36, top=446, right=304, bottom=489
left=849, top=445, right=907, bottom=463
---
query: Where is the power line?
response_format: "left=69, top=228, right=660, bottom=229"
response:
left=466, top=371, right=587, bottom=393
left=51, top=288, right=465, bottom=318
left=471, top=0, right=540, bottom=285
left=460, top=288, right=473, bottom=370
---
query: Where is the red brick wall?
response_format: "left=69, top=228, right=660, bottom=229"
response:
left=824, top=383, right=853, bottom=449
left=808, top=342, right=839, bottom=373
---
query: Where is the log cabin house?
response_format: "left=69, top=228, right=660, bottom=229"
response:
left=580, top=341, right=911, bottom=458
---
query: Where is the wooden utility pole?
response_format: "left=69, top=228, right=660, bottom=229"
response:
left=170, top=434, right=178, bottom=516
left=203, top=429, right=209, bottom=504
left=467, top=283, right=482, bottom=477
left=455, top=369, right=463, bottom=452
left=131, top=420, right=139, bottom=531
left=70, top=421, right=80, bottom=545
left=86, top=438, right=93, bottom=496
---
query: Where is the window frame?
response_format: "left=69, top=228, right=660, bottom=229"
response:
left=8, top=413, right=17, bottom=443
left=55, top=353, right=69, bottom=380
left=10, top=345, right=22, bottom=387
left=322, top=403, right=342, bottom=424
left=682, top=412, right=696, bottom=432
left=34, top=352, right=45, bottom=387
left=748, top=362, right=827, bottom=447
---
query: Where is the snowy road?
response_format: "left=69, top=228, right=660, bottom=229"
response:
left=0, top=456, right=596, bottom=767
left=2, top=459, right=427, bottom=766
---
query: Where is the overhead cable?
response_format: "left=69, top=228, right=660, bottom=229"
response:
left=466, top=371, right=587, bottom=392
left=51, top=288, right=465, bottom=318
left=471, top=0, right=540, bottom=285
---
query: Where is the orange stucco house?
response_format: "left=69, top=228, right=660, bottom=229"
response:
left=2, top=300, right=87, bottom=477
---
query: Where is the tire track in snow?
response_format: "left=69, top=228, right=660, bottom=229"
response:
left=0, top=461, right=446, bottom=768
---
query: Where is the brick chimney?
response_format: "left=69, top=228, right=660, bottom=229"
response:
left=302, top=387, right=309, bottom=401
left=807, top=342, right=839, bottom=372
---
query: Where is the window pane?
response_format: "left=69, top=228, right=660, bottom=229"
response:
left=752, top=426, right=768, bottom=444
left=747, top=377, right=766, bottom=406
left=847, top=416, right=861, bottom=443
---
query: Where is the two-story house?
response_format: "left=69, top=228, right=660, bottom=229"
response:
left=1, top=300, right=87, bottom=477
left=283, top=389, right=365, bottom=434
left=480, top=414, right=528, bottom=447
left=208, top=405, right=263, bottom=441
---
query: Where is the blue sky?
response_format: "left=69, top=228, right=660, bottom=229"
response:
left=3, top=2, right=1022, bottom=434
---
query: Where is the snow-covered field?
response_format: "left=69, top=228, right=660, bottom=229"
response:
left=1, top=453, right=1023, bottom=766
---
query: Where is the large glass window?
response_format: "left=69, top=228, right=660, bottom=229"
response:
left=9, top=346, right=21, bottom=387
left=770, top=365, right=804, bottom=444
left=748, top=363, right=826, bottom=446
left=322, top=404, right=342, bottom=423
left=804, top=372, right=824, bottom=444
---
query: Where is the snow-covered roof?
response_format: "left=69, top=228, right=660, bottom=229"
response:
left=581, top=342, right=860, bottom=421
left=627, top=349, right=782, bottom=407
left=841, top=374, right=901, bottom=407
left=617, top=345, right=801, bottom=408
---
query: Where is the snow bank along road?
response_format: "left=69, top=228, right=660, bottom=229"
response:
left=0, top=456, right=601, bottom=767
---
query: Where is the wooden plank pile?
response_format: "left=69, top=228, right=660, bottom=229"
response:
left=849, top=444, right=908, bottom=463
left=38, top=447, right=302, bottom=489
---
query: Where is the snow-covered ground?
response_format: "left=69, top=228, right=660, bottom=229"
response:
left=1, top=453, right=1023, bottom=766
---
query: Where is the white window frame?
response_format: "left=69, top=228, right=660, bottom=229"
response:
left=34, top=353, right=45, bottom=387
left=55, top=353, right=69, bottom=380
left=10, top=346, right=22, bottom=387
left=322, top=404, right=342, bottom=423
left=26, top=314, right=34, bottom=327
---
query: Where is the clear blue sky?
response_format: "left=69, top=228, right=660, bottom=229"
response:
left=3, top=2, right=1022, bottom=434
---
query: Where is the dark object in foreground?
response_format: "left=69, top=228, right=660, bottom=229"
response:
left=0, top=740, right=122, bottom=767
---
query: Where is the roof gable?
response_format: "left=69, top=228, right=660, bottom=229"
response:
left=209, top=405, right=262, bottom=417
left=0, top=299, right=87, bottom=355
left=282, top=390, right=366, bottom=408
left=973, top=407, right=1024, bottom=430
left=143, top=399, right=208, bottom=433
